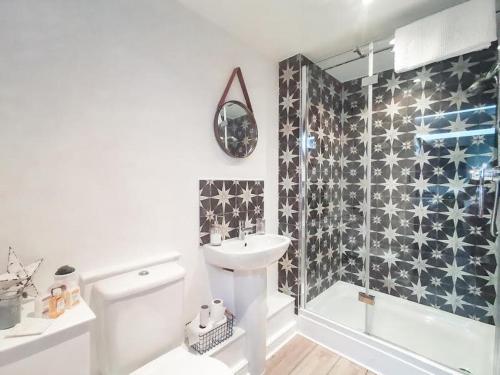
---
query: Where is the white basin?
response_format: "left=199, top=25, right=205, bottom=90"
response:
left=204, top=234, right=290, bottom=270
left=204, top=233, right=290, bottom=375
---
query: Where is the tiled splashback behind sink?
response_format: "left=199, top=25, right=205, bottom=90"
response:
left=199, top=180, right=264, bottom=245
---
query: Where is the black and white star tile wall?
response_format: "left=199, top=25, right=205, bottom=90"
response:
left=199, top=179, right=264, bottom=245
left=278, top=44, right=498, bottom=324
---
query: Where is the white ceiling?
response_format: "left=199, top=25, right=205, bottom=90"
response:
left=177, top=0, right=467, bottom=62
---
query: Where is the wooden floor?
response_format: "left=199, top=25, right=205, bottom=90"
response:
left=266, top=335, right=375, bottom=375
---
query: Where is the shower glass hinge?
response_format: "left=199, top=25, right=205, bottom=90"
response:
left=361, top=74, right=378, bottom=87
left=358, top=292, right=375, bottom=305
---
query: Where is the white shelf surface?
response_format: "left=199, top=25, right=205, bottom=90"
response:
left=0, top=298, right=95, bottom=363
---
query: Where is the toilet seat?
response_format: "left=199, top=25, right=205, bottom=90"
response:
left=131, top=346, right=233, bottom=375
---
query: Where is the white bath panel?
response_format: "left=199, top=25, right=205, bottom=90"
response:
left=266, top=292, right=297, bottom=358
left=299, top=310, right=458, bottom=375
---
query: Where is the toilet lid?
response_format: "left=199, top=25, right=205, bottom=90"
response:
left=131, top=347, right=232, bottom=375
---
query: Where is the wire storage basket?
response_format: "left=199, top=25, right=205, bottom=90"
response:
left=190, top=310, right=234, bottom=354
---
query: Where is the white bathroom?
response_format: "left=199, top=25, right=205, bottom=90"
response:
left=0, top=1, right=499, bottom=374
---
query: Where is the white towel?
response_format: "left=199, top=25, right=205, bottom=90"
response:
left=394, top=0, right=496, bottom=73
left=5, top=318, right=52, bottom=338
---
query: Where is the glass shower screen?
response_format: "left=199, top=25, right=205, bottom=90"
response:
left=301, top=38, right=499, bottom=375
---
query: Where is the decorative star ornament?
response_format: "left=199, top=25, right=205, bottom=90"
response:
left=0, top=247, right=43, bottom=297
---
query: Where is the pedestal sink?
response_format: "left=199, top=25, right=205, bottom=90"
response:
left=204, top=234, right=290, bottom=375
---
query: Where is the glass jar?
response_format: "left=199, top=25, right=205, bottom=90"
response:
left=210, top=224, right=222, bottom=246
left=0, top=293, right=21, bottom=330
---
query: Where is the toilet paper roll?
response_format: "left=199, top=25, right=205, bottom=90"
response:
left=199, top=304, right=210, bottom=328
left=186, top=314, right=213, bottom=346
left=210, top=299, right=225, bottom=323
left=213, top=315, right=227, bottom=329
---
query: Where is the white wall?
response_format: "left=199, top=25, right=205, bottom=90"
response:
left=0, top=0, right=278, bottom=320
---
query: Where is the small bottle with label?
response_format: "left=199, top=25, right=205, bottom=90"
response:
left=69, top=280, right=81, bottom=307
left=35, top=293, right=51, bottom=318
left=48, top=286, right=66, bottom=319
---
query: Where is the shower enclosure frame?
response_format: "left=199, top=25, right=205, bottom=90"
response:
left=298, top=63, right=309, bottom=310
left=298, top=42, right=377, bottom=314
left=296, top=37, right=500, bottom=375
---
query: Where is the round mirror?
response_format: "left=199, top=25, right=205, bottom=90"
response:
left=214, top=100, right=258, bottom=158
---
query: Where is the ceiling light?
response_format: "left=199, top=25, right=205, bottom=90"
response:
left=362, top=0, right=373, bottom=4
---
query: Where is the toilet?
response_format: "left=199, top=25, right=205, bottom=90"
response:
left=90, top=259, right=233, bottom=375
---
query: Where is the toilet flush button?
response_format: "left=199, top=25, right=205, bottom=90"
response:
left=138, top=270, right=149, bottom=276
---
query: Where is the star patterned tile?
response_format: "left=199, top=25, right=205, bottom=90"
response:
left=199, top=179, right=264, bottom=245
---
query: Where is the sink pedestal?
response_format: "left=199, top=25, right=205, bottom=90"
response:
left=203, top=234, right=291, bottom=375
left=234, top=268, right=267, bottom=375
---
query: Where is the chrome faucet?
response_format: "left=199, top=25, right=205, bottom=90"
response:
left=238, top=220, right=253, bottom=241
